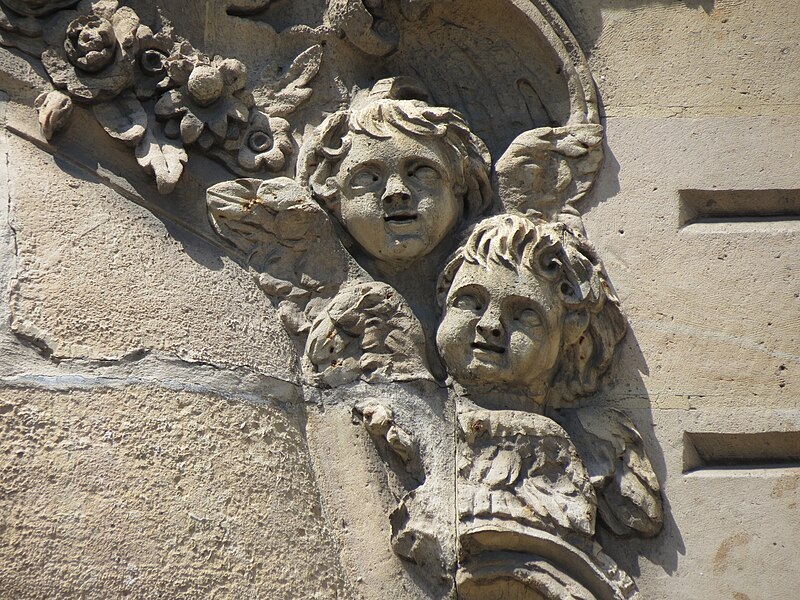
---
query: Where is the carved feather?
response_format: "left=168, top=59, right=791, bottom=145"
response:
left=206, top=177, right=355, bottom=333
left=554, top=407, right=664, bottom=538
left=493, top=123, right=603, bottom=221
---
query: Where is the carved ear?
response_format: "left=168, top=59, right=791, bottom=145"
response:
left=493, top=123, right=603, bottom=221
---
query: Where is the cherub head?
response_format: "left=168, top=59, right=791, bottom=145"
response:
left=300, top=78, right=493, bottom=268
left=436, top=214, right=626, bottom=406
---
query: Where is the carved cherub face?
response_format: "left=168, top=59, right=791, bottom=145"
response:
left=333, top=131, right=461, bottom=266
left=436, top=259, right=564, bottom=390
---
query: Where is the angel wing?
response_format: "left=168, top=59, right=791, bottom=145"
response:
left=207, top=177, right=358, bottom=335
left=304, top=281, right=431, bottom=386
left=493, top=123, right=603, bottom=221
left=555, top=407, right=664, bottom=538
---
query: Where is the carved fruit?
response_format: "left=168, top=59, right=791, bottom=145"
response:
left=187, top=64, right=224, bottom=106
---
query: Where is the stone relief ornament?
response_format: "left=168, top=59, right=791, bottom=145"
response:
left=436, top=214, right=659, bottom=598
left=2, top=0, right=665, bottom=597
left=298, top=76, right=494, bottom=272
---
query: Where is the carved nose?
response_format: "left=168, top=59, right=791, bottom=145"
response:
left=382, top=176, right=412, bottom=206
left=476, top=309, right=504, bottom=339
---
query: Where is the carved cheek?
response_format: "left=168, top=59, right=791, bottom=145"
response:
left=436, top=309, right=475, bottom=366
left=418, top=188, right=461, bottom=238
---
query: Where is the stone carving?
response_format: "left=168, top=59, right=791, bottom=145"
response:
left=436, top=214, right=627, bottom=408
left=34, top=89, right=72, bottom=139
left=299, top=77, right=493, bottom=272
left=326, top=0, right=452, bottom=57
left=11, top=0, right=323, bottom=192
left=304, top=281, right=431, bottom=386
left=207, top=176, right=354, bottom=335
left=494, top=124, right=604, bottom=222
left=41, top=1, right=139, bottom=102
left=436, top=214, right=656, bottom=598
left=2, top=1, right=666, bottom=597
left=555, top=407, right=663, bottom=538
left=456, top=408, right=638, bottom=600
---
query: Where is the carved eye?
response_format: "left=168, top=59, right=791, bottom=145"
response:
left=453, top=293, right=482, bottom=312
left=350, top=167, right=381, bottom=189
left=408, top=165, right=441, bottom=184
left=515, top=308, right=542, bottom=327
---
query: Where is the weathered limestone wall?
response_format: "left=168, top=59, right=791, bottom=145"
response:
left=555, top=2, right=800, bottom=599
left=1, top=1, right=798, bottom=599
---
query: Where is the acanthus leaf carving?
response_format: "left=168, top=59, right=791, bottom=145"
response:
left=92, top=89, right=147, bottom=146
left=135, top=112, right=188, bottom=194
left=255, top=43, right=323, bottom=118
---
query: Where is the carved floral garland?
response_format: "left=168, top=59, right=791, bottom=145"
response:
left=3, top=0, right=321, bottom=192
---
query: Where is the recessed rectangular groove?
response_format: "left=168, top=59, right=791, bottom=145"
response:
left=683, top=431, right=800, bottom=473
left=679, top=189, right=800, bottom=228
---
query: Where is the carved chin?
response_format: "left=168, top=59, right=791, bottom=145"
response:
left=367, top=231, right=432, bottom=264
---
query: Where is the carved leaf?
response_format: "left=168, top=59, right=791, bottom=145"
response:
left=93, top=91, right=147, bottom=146
left=556, top=407, right=664, bottom=538
left=457, top=410, right=597, bottom=539
left=135, top=114, right=188, bottom=194
left=304, top=282, right=430, bottom=386
left=494, top=123, right=603, bottom=220
left=263, top=44, right=324, bottom=117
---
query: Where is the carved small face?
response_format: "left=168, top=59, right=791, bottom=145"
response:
left=333, top=132, right=461, bottom=266
left=436, top=261, right=564, bottom=390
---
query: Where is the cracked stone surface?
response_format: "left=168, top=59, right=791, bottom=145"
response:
left=5, top=130, right=298, bottom=383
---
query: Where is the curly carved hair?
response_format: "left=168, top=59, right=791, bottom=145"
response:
left=297, top=78, right=494, bottom=223
left=437, top=213, right=627, bottom=403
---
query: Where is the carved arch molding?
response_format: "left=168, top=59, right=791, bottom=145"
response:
left=1, top=1, right=664, bottom=598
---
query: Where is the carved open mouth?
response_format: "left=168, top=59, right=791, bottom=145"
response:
left=471, top=341, right=506, bottom=354
left=384, top=213, right=418, bottom=224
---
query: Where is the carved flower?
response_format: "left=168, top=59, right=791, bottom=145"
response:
left=154, top=55, right=252, bottom=150
left=41, top=0, right=139, bottom=102
left=132, top=24, right=178, bottom=99
left=237, top=109, right=292, bottom=172
left=64, top=14, right=115, bottom=72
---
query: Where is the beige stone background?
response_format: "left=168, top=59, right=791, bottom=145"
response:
left=1, top=1, right=798, bottom=599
